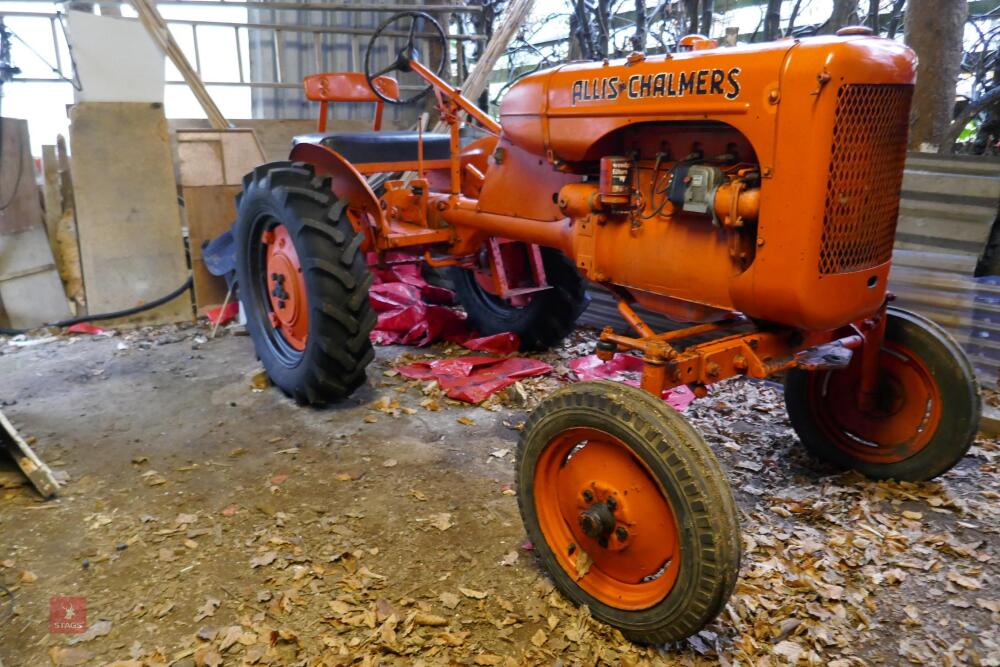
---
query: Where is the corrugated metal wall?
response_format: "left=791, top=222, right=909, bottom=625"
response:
left=579, top=152, right=1000, bottom=389
left=245, top=1, right=453, bottom=127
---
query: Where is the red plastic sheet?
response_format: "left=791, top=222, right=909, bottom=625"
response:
left=205, top=301, right=240, bottom=326
left=461, top=332, right=520, bottom=355
left=569, top=353, right=697, bottom=411
left=396, top=355, right=553, bottom=403
left=368, top=255, right=472, bottom=346
left=65, top=323, right=106, bottom=335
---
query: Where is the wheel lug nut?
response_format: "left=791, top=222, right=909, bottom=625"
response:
left=278, top=300, right=286, bottom=309
left=606, top=497, right=617, bottom=510
left=567, top=543, right=576, bottom=555
left=598, top=536, right=609, bottom=548
left=582, top=490, right=593, bottom=502
left=615, top=526, right=628, bottom=541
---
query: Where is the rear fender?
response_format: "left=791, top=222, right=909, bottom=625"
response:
left=289, top=142, right=383, bottom=250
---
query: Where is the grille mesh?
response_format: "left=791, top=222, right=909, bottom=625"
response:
left=818, top=84, right=913, bottom=275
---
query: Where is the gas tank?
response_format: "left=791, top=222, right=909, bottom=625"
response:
left=499, top=38, right=834, bottom=163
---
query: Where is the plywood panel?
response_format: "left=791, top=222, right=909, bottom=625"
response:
left=0, top=119, right=44, bottom=235
left=69, top=102, right=192, bottom=325
left=0, top=225, right=71, bottom=329
left=183, top=185, right=240, bottom=312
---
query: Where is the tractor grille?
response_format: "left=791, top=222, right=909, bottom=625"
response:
left=818, top=84, right=913, bottom=275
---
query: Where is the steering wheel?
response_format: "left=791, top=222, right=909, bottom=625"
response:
left=364, top=11, right=447, bottom=105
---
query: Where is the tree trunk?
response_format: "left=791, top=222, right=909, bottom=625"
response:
left=886, top=0, right=906, bottom=38
left=764, top=0, right=782, bottom=41
left=819, top=0, right=858, bottom=35
left=785, top=0, right=803, bottom=36
left=631, top=0, right=647, bottom=51
left=905, top=0, right=967, bottom=149
left=866, top=0, right=879, bottom=30
left=685, top=0, right=699, bottom=35
left=701, top=0, right=714, bottom=36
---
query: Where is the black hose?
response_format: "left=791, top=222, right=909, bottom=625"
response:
left=0, top=276, right=194, bottom=336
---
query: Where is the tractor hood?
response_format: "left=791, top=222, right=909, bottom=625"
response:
left=498, top=35, right=915, bottom=163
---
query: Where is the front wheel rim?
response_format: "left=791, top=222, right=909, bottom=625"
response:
left=809, top=341, right=942, bottom=464
left=533, top=427, right=680, bottom=610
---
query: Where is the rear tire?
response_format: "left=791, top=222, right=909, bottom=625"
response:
left=448, top=248, right=588, bottom=350
left=785, top=307, right=980, bottom=480
left=235, top=161, right=376, bottom=405
left=516, top=381, right=741, bottom=644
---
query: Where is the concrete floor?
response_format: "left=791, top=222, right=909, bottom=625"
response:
left=0, top=324, right=998, bottom=665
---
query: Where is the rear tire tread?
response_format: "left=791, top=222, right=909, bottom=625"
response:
left=235, top=160, right=376, bottom=405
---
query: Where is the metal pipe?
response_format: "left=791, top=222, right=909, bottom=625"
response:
left=441, top=204, right=574, bottom=255
left=0, top=12, right=487, bottom=41
left=11, top=0, right=484, bottom=12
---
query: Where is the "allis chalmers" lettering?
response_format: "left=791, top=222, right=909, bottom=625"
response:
left=571, top=67, right=742, bottom=105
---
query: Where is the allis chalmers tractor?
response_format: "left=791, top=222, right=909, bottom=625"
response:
left=233, top=13, right=980, bottom=643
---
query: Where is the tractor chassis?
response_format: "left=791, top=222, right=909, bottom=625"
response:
left=598, top=295, right=882, bottom=406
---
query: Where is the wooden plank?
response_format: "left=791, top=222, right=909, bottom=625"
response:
left=175, top=128, right=265, bottom=311
left=183, top=185, right=240, bottom=312
left=176, top=128, right=266, bottom=187
left=41, top=145, right=61, bottom=249
left=0, top=410, right=59, bottom=499
left=0, top=225, right=70, bottom=329
left=429, top=0, right=534, bottom=134
left=130, top=0, right=230, bottom=130
left=69, top=102, right=193, bottom=325
left=0, top=119, right=44, bottom=236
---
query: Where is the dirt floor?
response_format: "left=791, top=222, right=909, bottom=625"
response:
left=0, top=323, right=998, bottom=666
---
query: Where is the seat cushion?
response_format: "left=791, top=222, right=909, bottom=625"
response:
left=292, top=131, right=451, bottom=164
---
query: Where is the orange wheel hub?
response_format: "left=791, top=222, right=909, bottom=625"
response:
left=533, top=427, right=680, bottom=610
left=263, top=225, right=308, bottom=351
left=809, top=340, right=942, bottom=463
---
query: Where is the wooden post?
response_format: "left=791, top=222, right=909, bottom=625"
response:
left=129, top=0, right=230, bottom=130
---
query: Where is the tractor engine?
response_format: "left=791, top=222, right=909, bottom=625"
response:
left=493, top=34, right=916, bottom=331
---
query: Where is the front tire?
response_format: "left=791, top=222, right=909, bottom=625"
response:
left=448, top=247, right=588, bottom=350
left=235, top=161, right=376, bottom=405
left=785, top=307, right=980, bottom=480
left=516, top=381, right=741, bottom=644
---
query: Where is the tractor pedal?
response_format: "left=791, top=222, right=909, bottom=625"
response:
left=794, top=341, right=854, bottom=371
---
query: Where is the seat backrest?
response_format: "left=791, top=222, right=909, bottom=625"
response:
left=303, top=73, right=399, bottom=132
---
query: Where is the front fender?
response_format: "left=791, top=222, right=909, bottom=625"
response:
left=289, top=142, right=383, bottom=248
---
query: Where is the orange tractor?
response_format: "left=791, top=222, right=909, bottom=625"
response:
left=234, top=13, right=980, bottom=643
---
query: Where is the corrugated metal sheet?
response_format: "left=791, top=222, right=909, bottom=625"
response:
left=580, top=152, right=1000, bottom=388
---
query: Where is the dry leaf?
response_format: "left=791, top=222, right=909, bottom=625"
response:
left=430, top=512, right=453, bottom=531
left=457, top=416, right=475, bottom=426
left=574, top=550, right=592, bottom=579
left=413, top=613, right=448, bottom=626
left=440, top=592, right=461, bottom=609
left=194, top=597, right=220, bottom=621
left=948, top=571, right=982, bottom=590
left=530, top=628, right=547, bottom=647
left=459, top=587, right=488, bottom=600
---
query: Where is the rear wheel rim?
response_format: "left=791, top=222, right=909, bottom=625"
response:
left=262, top=223, right=309, bottom=352
left=533, top=427, right=680, bottom=610
left=808, top=340, right=942, bottom=463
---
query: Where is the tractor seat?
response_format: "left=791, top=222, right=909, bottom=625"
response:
left=292, top=130, right=451, bottom=164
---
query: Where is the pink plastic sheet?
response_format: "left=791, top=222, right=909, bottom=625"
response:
left=396, top=356, right=553, bottom=403
left=569, top=353, right=697, bottom=411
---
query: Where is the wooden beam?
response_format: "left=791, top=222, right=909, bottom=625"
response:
left=129, top=0, right=230, bottom=130
left=432, top=0, right=534, bottom=132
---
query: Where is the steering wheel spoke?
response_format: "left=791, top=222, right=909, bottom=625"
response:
left=363, top=10, right=447, bottom=105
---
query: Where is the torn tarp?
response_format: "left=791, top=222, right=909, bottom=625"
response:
left=369, top=256, right=473, bottom=346
left=396, top=356, right=553, bottom=403
left=569, top=353, right=697, bottom=411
